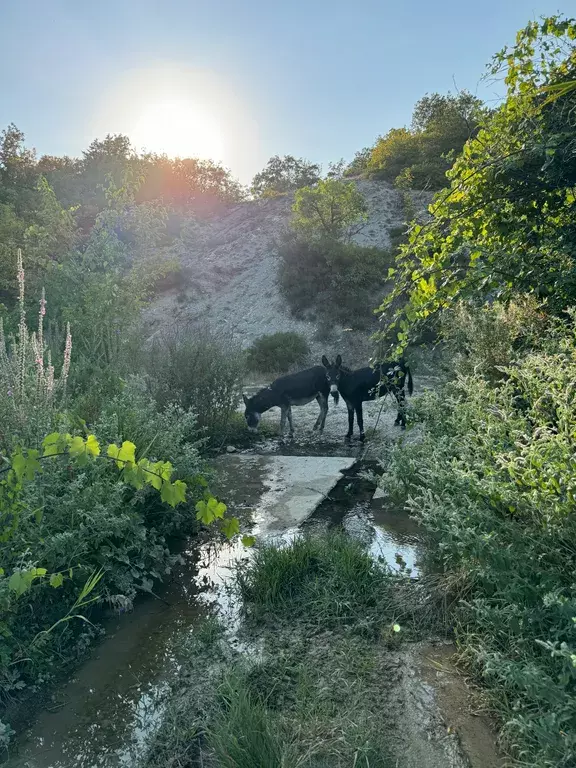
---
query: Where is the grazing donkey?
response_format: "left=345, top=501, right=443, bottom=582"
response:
left=322, top=355, right=413, bottom=441
left=243, top=366, right=332, bottom=437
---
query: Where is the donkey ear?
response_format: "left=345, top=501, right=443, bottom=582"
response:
left=242, top=393, right=249, bottom=406
left=335, top=354, right=342, bottom=367
left=321, top=355, right=330, bottom=368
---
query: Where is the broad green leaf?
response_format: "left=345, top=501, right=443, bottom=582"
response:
left=49, top=572, right=64, bottom=588
left=8, top=571, right=27, bottom=595
left=195, top=500, right=216, bottom=525
left=86, top=434, right=100, bottom=457
left=221, top=516, right=240, bottom=540
left=241, top=535, right=256, bottom=547
left=42, top=432, right=62, bottom=457
left=68, top=436, right=86, bottom=458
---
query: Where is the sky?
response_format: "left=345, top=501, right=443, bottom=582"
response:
left=0, top=1, right=573, bottom=184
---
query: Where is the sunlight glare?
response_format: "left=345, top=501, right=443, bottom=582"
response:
left=131, top=100, right=225, bottom=162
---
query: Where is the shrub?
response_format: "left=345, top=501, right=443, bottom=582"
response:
left=292, top=178, right=368, bottom=241
left=440, top=297, right=548, bottom=381
left=144, top=325, right=245, bottom=447
left=278, top=233, right=393, bottom=327
left=379, top=318, right=576, bottom=767
left=246, top=332, right=309, bottom=374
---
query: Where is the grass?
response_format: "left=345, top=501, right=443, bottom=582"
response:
left=208, top=673, right=300, bottom=768
left=143, top=533, right=430, bottom=768
left=236, top=532, right=428, bottom=636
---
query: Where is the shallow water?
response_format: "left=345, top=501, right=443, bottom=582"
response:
left=4, top=454, right=423, bottom=768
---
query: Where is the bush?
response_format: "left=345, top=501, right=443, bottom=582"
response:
left=144, top=325, right=245, bottom=448
left=246, top=332, right=309, bottom=374
left=278, top=233, right=393, bottom=327
left=440, top=297, right=548, bottom=381
left=379, top=316, right=576, bottom=767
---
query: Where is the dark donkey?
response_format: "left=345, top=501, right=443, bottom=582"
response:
left=243, top=366, right=333, bottom=437
left=322, top=355, right=413, bottom=441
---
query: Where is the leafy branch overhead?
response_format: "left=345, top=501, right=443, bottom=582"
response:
left=376, top=15, right=576, bottom=353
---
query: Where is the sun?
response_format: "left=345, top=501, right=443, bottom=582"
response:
left=131, top=100, right=225, bottom=162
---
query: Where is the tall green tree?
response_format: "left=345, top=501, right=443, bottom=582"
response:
left=368, top=92, right=486, bottom=189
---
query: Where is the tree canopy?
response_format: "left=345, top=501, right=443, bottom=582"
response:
left=251, top=154, right=321, bottom=198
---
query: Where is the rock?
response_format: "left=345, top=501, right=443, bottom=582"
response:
left=226, top=445, right=237, bottom=453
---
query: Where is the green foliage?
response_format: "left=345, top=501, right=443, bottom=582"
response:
left=251, top=154, right=321, bottom=198
left=0, top=422, right=240, bottom=706
left=380, top=310, right=576, bottom=767
left=246, top=331, right=310, bottom=374
left=144, top=326, right=245, bottom=447
left=208, top=672, right=299, bottom=768
left=379, top=16, right=576, bottom=353
left=367, top=91, right=486, bottom=189
left=237, top=533, right=412, bottom=631
left=292, top=178, right=368, bottom=241
left=440, top=297, right=547, bottom=381
left=278, top=233, right=394, bottom=327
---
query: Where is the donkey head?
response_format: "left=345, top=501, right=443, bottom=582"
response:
left=242, top=393, right=261, bottom=432
left=322, top=354, right=342, bottom=398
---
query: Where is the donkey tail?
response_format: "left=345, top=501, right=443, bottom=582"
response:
left=406, top=365, right=413, bottom=396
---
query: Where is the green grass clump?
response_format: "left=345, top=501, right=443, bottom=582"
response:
left=237, top=532, right=413, bottom=632
left=208, top=673, right=299, bottom=768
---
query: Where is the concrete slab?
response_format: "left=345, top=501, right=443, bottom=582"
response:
left=212, top=454, right=355, bottom=534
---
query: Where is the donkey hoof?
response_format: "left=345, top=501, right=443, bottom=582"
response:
left=401, top=424, right=406, bottom=431
left=360, top=433, right=366, bottom=443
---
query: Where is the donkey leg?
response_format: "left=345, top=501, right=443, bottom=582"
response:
left=356, top=403, right=366, bottom=442
left=318, top=394, right=328, bottom=433
left=280, top=405, right=287, bottom=436
left=286, top=406, right=294, bottom=438
left=313, top=394, right=323, bottom=431
left=394, top=388, right=407, bottom=429
left=345, top=403, right=355, bottom=441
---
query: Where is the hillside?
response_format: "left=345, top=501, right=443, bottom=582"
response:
left=144, top=180, right=431, bottom=363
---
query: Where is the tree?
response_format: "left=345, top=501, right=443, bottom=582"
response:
left=367, top=92, right=487, bottom=189
left=292, top=178, right=368, bottom=241
left=251, top=155, right=321, bottom=197
left=0, top=124, right=38, bottom=215
left=377, top=15, right=576, bottom=353
left=137, top=154, right=244, bottom=212
left=368, top=128, right=421, bottom=184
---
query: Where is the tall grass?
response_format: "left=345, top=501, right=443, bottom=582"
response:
left=208, top=673, right=300, bottom=768
left=237, top=533, right=421, bottom=634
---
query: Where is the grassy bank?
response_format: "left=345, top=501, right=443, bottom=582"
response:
left=377, top=308, right=576, bottom=768
left=143, top=533, right=446, bottom=768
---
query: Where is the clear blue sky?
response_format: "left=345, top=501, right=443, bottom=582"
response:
left=0, top=1, right=573, bottom=183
